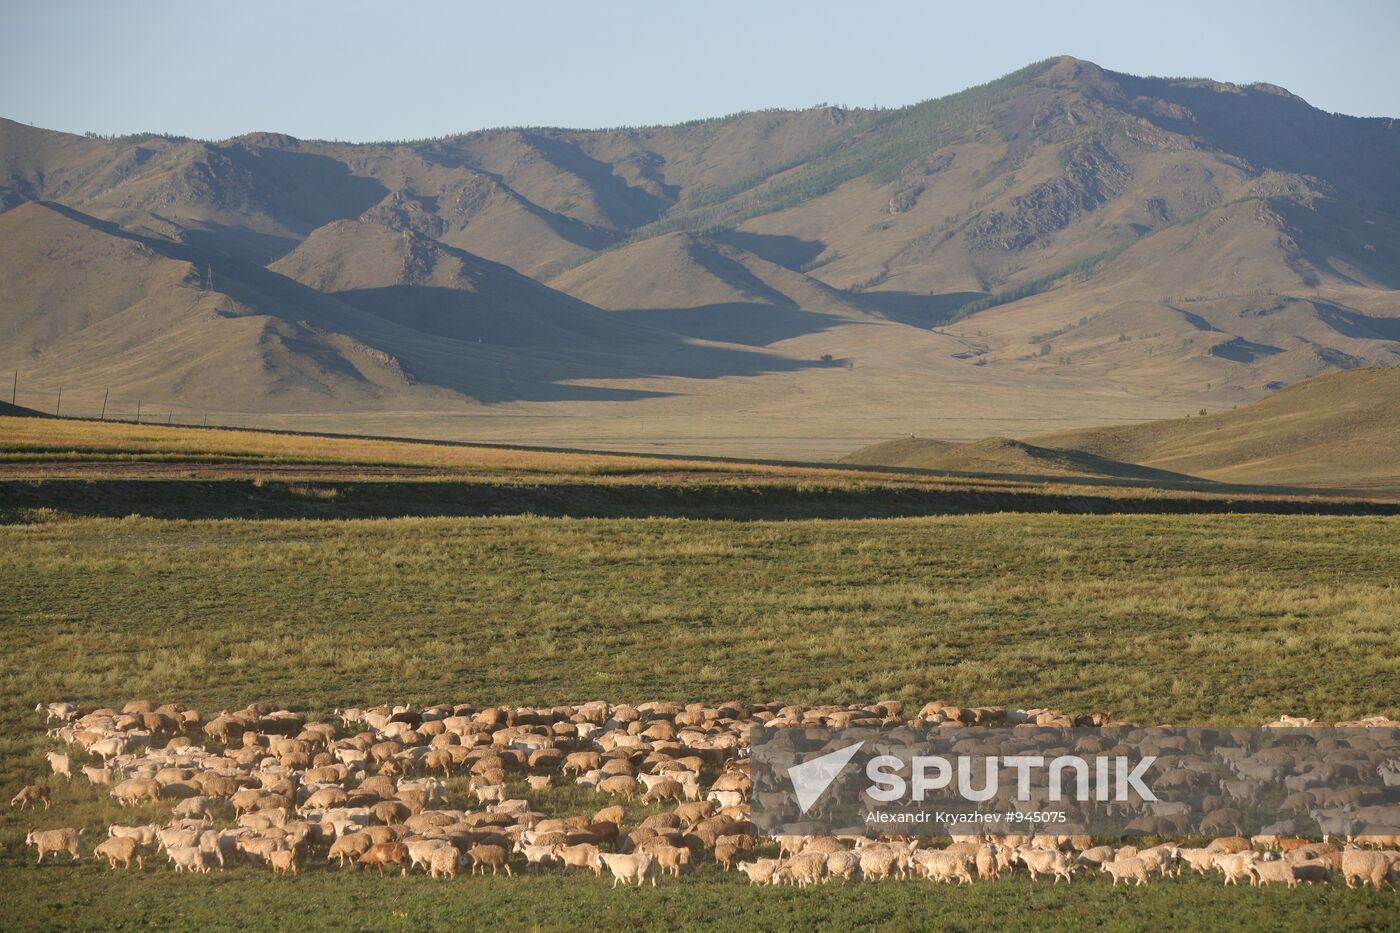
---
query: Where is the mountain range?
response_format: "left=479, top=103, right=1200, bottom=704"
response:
left=2, top=56, right=1397, bottom=458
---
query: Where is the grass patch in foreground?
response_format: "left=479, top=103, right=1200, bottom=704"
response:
left=2, top=510, right=1398, bottom=929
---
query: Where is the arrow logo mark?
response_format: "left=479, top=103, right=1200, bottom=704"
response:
left=787, top=741, right=865, bottom=813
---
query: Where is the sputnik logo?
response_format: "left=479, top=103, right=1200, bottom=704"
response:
left=787, top=741, right=865, bottom=814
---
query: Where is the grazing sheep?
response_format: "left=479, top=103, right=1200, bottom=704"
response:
left=913, top=850, right=974, bottom=885
left=329, top=832, right=375, bottom=867
left=1213, top=852, right=1257, bottom=886
left=109, top=778, right=161, bottom=807
left=597, top=775, right=638, bottom=799
left=599, top=852, right=657, bottom=888
left=556, top=843, right=604, bottom=876
left=26, top=828, right=81, bottom=862
left=94, top=836, right=144, bottom=870
left=1250, top=859, right=1299, bottom=888
left=45, top=752, right=72, bottom=780
left=36, top=702, right=79, bottom=722
left=109, top=824, right=161, bottom=847
left=467, top=844, right=513, bottom=877
left=10, top=785, right=50, bottom=810
left=82, top=765, right=113, bottom=786
left=1015, top=847, right=1073, bottom=884
left=1178, top=847, right=1217, bottom=876
left=1102, top=857, right=1149, bottom=886
left=825, top=849, right=860, bottom=883
left=172, top=796, right=213, bottom=820
left=649, top=845, right=692, bottom=878
left=471, top=783, right=506, bottom=805
left=858, top=846, right=902, bottom=883
left=776, top=852, right=827, bottom=887
left=269, top=847, right=300, bottom=877
left=641, top=778, right=685, bottom=804
left=738, top=859, right=782, bottom=885
left=525, top=775, right=552, bottom=791
left=518, top=843, right=561, bottom=871
left=427, top=846, right=461, bottom=879
left=1341, top=849, right=1397, bottom=889
left=167, top=845, right=212, bottom=873
left=358, top=842, right=410, bottom=876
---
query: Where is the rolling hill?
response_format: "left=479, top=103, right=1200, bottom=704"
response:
left=845, top=367, right=1400, bottom=491
left=1036, top=367, right=1400, bottom=490
left=2, top=57, right=1398, bottom=457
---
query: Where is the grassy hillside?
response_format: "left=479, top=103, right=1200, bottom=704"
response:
left=841, top=435, right=1201, bottom=483
left=1037, top=368, right=1400, bottom=490
left=843, top=368, right=1400, bottom=492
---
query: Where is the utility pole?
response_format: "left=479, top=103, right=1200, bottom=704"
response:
left=56, top=387, right=61, bottom=416
left=135, top=400, right=141, bottom=424
left=10, top=371, right=15, bottom=405
left=100, top=389, right=109, bottom=420
left=167, top=410, right=173, bottom=425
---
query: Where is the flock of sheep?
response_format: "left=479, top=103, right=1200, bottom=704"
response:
left=12, top=698, right=1400, bottom=891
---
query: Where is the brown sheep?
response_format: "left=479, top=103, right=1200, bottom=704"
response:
left=641, top=779, right=685, bottom=804
left=26, top=828, right=82, bottom=862
left=556, top=843, right=603, bottom=876
left=10, top=785, right=50, bottom=810
left=269, top=847, right=300, bottom=877
left=329, top=832, right=374, bottom=866
left=593, top=805, right=625, bottom=826
left=597, top=775, right=638, bottom=798
left=358, top=842, right=410, bottom=876
left=110, top=779, right=161, bottom=807
left=467, top=843, right=513, bottom=876
left=94, top=835, right=144, bottom=870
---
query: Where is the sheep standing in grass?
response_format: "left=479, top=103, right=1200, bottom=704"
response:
left=1102, top=857, right=1149, bottom=886
left=1250, top=859, right=1299, bottom=888
left=26, top=828, right=81, bottom=862
left=45, top=752, right=71, bottom=780
left=1341, top=849, right=1398, bottom=889
left=738, top=859, right=781, bottom=885
left=427, top=846, right=461, bottom=879
left=468, top=844, right=513, bottom=877
left=598, top=852, right=657, bottom=888
left=1015, top=846, right=1074, bottom=884
left=94, top=836, right=144, bottom=870
left=358, top=842, right=410, bottom=876
left=10, top=785, right=50, bottom=810
left=269, top=848, right=300, bottom=877
left=1213, top=852, right=1257, bottom=886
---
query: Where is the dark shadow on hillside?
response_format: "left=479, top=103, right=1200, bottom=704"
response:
left=1314, top=302, right=1400, bottom=341
left=614, top=303, right=852, bottom=346
left=5, top=478, right=1397, bottom=522
left=522, top=133, right=677, bottom=229
left=856, top=291, right=987, bottom=328
left=1116, top=76, right=1400, bottom=204
left=711, top=231, right=827, bottom=270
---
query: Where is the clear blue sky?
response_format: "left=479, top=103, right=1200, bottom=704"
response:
left=2, top=0, right=1396, bottom=141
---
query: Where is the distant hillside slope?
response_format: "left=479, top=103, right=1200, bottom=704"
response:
left=846, top=369, right=1400, bottom=490
left=269, top=219, right=659, bottom=347
left=549, top=231, right=884, bottom=344
left=1035, top=368, right=1400, bottom=490
left=841, top=435, right=1201, bottom=483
